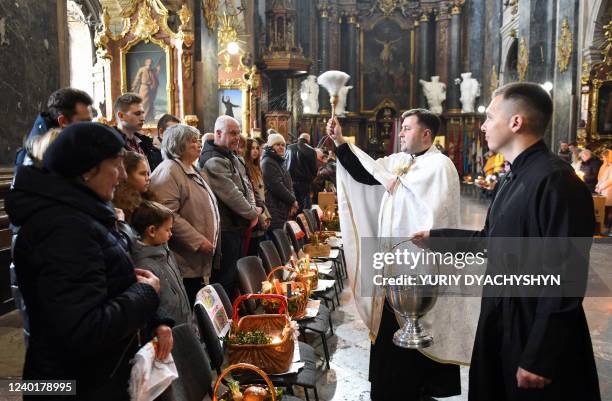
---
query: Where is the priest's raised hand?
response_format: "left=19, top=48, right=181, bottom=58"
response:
left=326, top=116, right=345, bottom=145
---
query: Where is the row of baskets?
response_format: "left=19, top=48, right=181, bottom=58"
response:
left=219, top=230, right=342, bottom=399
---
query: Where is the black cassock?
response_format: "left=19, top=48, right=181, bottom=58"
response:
left=431, top=140, right=601, bottom=401
left=336, top=144, right=461, bottom=401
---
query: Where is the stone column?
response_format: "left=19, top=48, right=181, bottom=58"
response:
left=435, top=6, right=451, bottom=84
left=194, top=0, right=219, bottom=132
left=318, top=3, right=331, bottom=112
left=551, top=0, right=579, bottom=147
left=482, top=0, right=503, bottom=103
left=520, top=0, right=555, bottom=83
left=447, top=2, right=463, bottom=112
left=466, top=0, right=485, bottom=83
left=347, top=13, right=358, bottom=113
left=417, top=11, right=432, bottom=108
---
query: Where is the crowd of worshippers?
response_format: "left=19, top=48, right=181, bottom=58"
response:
left=7, top=87, right=336, bottom=399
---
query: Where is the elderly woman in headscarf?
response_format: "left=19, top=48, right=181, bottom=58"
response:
left=7, top=122, right=172, bottom=400
left=261, top=132, right=298, bottom=230
left=149, top=124, right=220, bottom=306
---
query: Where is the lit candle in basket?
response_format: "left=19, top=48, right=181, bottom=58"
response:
left=305, top=254, right=310, bottom=270
left=271, top=336, right=282, bottom=344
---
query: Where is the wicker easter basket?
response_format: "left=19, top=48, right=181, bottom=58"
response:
left=263, top=266, right=309, bottom=319
left=296, top=258, right=319, bottom=292
left=303, top=243, right=331, bottom=257
left=227, top=294, right=295, bottom=374
left=212, top=363, right=278, bottom=401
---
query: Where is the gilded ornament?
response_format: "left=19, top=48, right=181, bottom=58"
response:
left=133, top=2, right=160, bottom=39
left=557, top=18, right=573, bottom=73
left=518, top=38, right=528, bottom=81
left=602, top=20, right=612, bottom=68
left=217, top=13, right=242, bottom=50
left=450, top=0, right=464, bottom=15
left=223, top=52, right=233, bottom=73
left=377, top=0, right=399, bottom=16
left=184, top=115, right=199, bottom=127
left=203, top=0, right=220, bottom=33
left=581, top=62, right=591, bottom=85
left=177, top=4, right=192, bottom=30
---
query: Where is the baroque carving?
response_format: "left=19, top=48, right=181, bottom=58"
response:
left=133, top=1, right=160, bottom=40
left=177, top=3, right=192, bottom=30
left=557, top=18, right=573, bottom=73
left=518, top=38, right=528, bottom=81
left=94, top=8, right=112, bottom=60
left=377, top=0, right=400, bottom=16
left=94, top=0, right=196, bottom=124
left=203, top=0, right=220, bottom=33
left=365, top=0, right=416, bottom=18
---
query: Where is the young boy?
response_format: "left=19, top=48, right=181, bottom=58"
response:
left=131, top=201, right=192, bottom=326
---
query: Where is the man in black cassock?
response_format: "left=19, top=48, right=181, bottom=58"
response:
left=414, top=82, right=601, bottom=401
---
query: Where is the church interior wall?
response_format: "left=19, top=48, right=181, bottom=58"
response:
left=0, top=0, right=62, bottom=165
left=0, top=0, right=608, bottom=165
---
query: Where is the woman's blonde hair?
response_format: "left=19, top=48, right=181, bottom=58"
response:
left=31, top=128, right=62, bottom=167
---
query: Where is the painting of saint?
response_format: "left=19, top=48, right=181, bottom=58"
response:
left=361, top=19, right=410, bottom=111
left=218, top=89, right=243, bottom=127
left=126, top=41, right=168, bottom=124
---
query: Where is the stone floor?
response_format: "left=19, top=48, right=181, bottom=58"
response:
left=0, top=193, right=610, bottom=401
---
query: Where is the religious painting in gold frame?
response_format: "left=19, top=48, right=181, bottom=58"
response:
left=360, top=17, right=412, bottom=113
left=218, top=49, right=253, bottom=132
left=121, top=38, right=174, bottom=127
left=591, top=80, right=612, bottom=139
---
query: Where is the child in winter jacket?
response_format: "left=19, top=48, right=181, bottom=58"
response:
left=131, top=201, right=192, bottom=325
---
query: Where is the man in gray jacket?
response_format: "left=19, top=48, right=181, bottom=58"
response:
left=199, top=115, right=261, bottom=299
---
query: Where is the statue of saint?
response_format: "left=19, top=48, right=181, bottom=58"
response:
left=459, top=72, right=480, bottom=113
left=419, top=76, right=446, bottom=114
left=300, top=75, right=319, bottom=114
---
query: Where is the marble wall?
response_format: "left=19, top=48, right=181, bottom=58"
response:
left=551, top=0, right=580, bottom=146
left=0, top=0, right=62, bottom=166
left=194, top=0, right=219, bottom=133
left=520, top=0, right=557, bottom=83
left=483, top=1, right=503, bottom=104
left=466, top=0, right=485, bottom=84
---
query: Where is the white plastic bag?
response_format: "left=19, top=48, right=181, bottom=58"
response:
left=129, top=341, right=178, bottom=401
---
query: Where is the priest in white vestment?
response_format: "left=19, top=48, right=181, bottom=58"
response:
left=327, top=109, right=479, bottom=400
